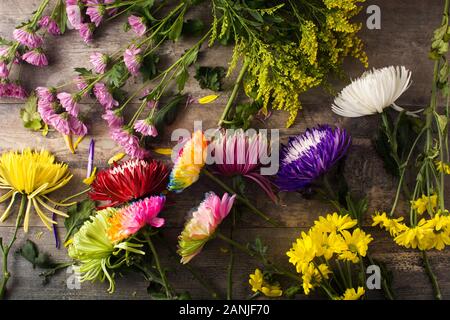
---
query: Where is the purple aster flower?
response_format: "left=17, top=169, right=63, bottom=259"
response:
left=93, top=82, right=119, bottom=109
left=79, top=23, right=94, bottom=44
left=38, top=15, right=61, bottom=35
left=57, top=92, right=80, bottom=116
left=90, top=52, right=108, bottom=74
left=102, top=109, right=124, bottom=128
left=68, top=116, right=88, bottom=136
left=13, top=28, right=43, bottom=48
left=275, top=125, right=351, bottom=191
left=86, top=1, right=105, bottom=27
left=66, top=4, right=83, bottom=29
left=22, top=48, right=48, bottom=67
left=74, top=76, right=89, bottom=93
left=0, top=81, right=28, bottom=99
left=110, top=126, right=150, bottom=159
left=48, top=113, right=71, bottom=135
left=134, top=119, right=158, bottom=137
left=124, top=45, right=142, bottom=76
left=128, top=15, right=147, bottom=37
left=0, top=61, right=9, bottom=78
left=36, top=87, right=55, bottom=103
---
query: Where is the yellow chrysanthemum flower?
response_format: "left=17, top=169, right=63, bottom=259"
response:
left=301, top=263, right=331, bottom=295
left=312, top=213, right=357, bottom=234
left=0, top=149, right=73, bottom=232
left=309, top=230, right=347, bottom=260
left=394, top=219, right=431, bottom=250
left=339, top=228, right=373, bottom=263
left=337, top=287, right=365, bottom=300
left=286, top=231, right=316, bottom=273
left=411, top=194, right=438, bottom=215
left=249, top=269, right=283, bottom=297
left=372, top=212, right=408, bottom=236
left=436, top=161, right=450, bottom=175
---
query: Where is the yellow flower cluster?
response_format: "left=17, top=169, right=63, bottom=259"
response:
left=248, top=269, right=283, bottom=297
left=436, top=161, right=450, bottom=174
left=372, top=209, right=450, bottom=250
left=287, top=213, right=373, bottom=295
left=411, top=194, right=438, bottom=215
left=336, top=287, right=365, bottom=300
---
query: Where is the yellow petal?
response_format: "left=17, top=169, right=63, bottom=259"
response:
left=73, top=136, right=85, bottom=150
left=108, top=152, right=126, bottom=165
left=83, top=167, right=97, bottom=185
left=198, top=95, right=219, bottom=104
left=64, top=135, right=75, bottom=154
left=153, top=148, right=172, bottom=156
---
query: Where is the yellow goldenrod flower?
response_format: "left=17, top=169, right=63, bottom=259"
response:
left=248, top=269, right=283, bottom=297
left=436, top=161, right=450, bottom=175
left=411, top=194, right=438, bottom=215
left=337, top=287, right=365, bottom=300
left=0, top=149, right=73, bottom=232
left=339, top=228, right=373, bottom=263
left=312, top=213, right=357, bottom=234
left=372, top=212, right=408, bottom=236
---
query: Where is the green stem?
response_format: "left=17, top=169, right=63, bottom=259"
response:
left=422, top=251, right=442, bottom=300
left=0, top=195, right=27, bottom=299
left=218, top=59, right=250, bottom=127
left=226, top=208, right=236, bottom=300
left=30, top=0, right=50, bottom=28
left=203, top=170, right=280, bottom=226
left=145, top=233, right=171, bottom=299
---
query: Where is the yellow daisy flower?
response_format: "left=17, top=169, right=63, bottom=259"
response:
left=436, top=161, right=450, bottom=175
left=372, top=211, right=408, bottom=236
left=338, top=287, right=365, bottom=300
left=286, top=231, right=316, bottom=273
left=312, top=212, right=357, bottom=234
left=339, top=228, right=373, bottom=263
left=411, top=194, right=438, bottom=215
left=248, top=269, right=283, bottom=297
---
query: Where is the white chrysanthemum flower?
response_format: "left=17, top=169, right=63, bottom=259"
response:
left=332, top=66, right=414, bottom=117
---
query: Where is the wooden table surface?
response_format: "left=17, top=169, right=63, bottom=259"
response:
left=0, top=0, right=449, bottom=300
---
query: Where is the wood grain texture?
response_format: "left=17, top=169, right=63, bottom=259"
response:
left=0, top=0, right=449, bottom=300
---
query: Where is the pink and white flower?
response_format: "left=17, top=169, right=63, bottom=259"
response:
left=90, top=52, right=108, bottom=74
left=79, top=23, right=94, bottom=43
left=13, top=28, right=43, bottom=48
left=86, top=1, right=105, bottom=27
left=134, top=119, right=158, bottom=137
left=102, top=109, right=124, bottom=128
left=66, top=5, right=83, bottom=29
left=0, top=61, right=9, bottom=78
left=124, top=45, right=142, bottom=76
left=93, top=82, right=119, bottom=109
left=128, top=15, right=147, bottom=37
left=57, top=92, right=80, bottom=116
left=22, top=49, right=48, bottom=67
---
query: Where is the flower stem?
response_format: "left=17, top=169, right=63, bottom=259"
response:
left=217, top=59, right=250, bottom=127
left=0, top=195, right=27, bottom=299
left=144, top=233, right=172, bottom=299
left=422, top=251, right=442, bottom=300
left=203, top=169, right=280, bottom=226
left=226, top=208, right=236, bottom=300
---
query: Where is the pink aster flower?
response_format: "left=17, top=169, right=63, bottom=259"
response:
left=36, top=87, right=55, bottom=103
left=68, top=116, right=88, bottom=136
left=22, top=49, right=48, bottom=67
left=93, top=82, right=119, bottom=109
left=13, top=28, right=43, bottom=48
left=0, top=61, right=9, bottom=78
left=102, top=109, right=124, bottom=128
left=89, top=52, right=108, bottom=74
left=66, top=5, right=83, bottom=29
left=39, top=16, right=61, bottom=36
left=79, top=23, right=94, bottom=43
left=48, top=113, right=71, bottom=135
left=124, top=45, right=142, bottom=76
left=178, top=192, right=236, bottom=264
left=0, top=82, right=28, bottom=99
left=57, top=92, right=80, bottom=116
left=74, top=76, right=89, bottom=93
left=37, top=99, right=55, bottom=123
left=128, top=15, right=147, bottom=37
left=134, top=119, right=158, bottom=137
left=110, top=126, right=150, bottom=159
left=107, top=195, right=166, bottom=242
left=86, top=2, right=105, bottom=27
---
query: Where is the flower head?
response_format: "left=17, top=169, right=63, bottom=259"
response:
left=66, top=4, right=83, bottom=29
left=39, top=16, right=61, bottom=36
left=57, top=92, right=80, bottom=116
left=178, top=192, right=236, bottom=264
left=110, top=126, right=150, bottom=159
left=102, top=109, right=124, bottom=128
left=210, top=129, right=276, bottom=201
left=89, top=159, right=169, bottom=208
left=0, top=61, right=9, bottom=78
left=86, top=3, right=105, bottom=27
left=0, top=149, right=72, bottom=232
left=134, top=119, right=158, bottom=137
left=90, top=52, right=108, bottom=74
left=249, top=269, right=283, bottom=297
left=128, top=15, right=147, bottom=36
left=168, top=131, right=208, bottom=192
left=0, top=81, right=28, bottom=99
left=79, top=23, right=94, bottom=43
left=124, top=45, right=142, bottom=76
left=22, top=48, right=48, bottom=67
left=68, top=208, right=144, bottom=293
left=338, top=287, right=365, bottom=300
left=332, top=66, right=412, bottom=117
left=411, top=194, right=438, bottom=215
left=372, top=212, right=408, bottom=236
left=13, top=28, right=43, bottom=48
left=94, top=82, right=119, bottom=109
left=436, top=161, right=450, bottom=175
left=107, top=195, right=166, bottom=242
left=276, top=125, right=351, bottom=191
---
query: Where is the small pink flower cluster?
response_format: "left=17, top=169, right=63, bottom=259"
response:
left=66, top=0, right=117, bottom=44
left=36, top=87, right=87, bottom=137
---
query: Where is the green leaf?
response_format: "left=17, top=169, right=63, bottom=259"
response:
left=74, top=67, right=92, bottom=77
left=182, top=47, right=199, bottom=67
left=182, top=19, right=205, bottom=37
left=176, top=67, right=189, bottom=92
left=64, top=199, right=96, bottom=243
left=194, top=66, right=226, bottom=92
left=285, top=286, right=302, bottom=299
left=106, top=62, right=129, bottom=88
left=20, top=94, right=44, bottom=131
left=168, top=13, right=184, bottom=41
left=52, top=0, right=67, bottom=34
left=435, top=112, right=448, bottom=133
left=227, top=100, right=262, bottom=130
left=140, top=53, right=160, bottom=81
left=17, top=240, right=54, bottom=269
